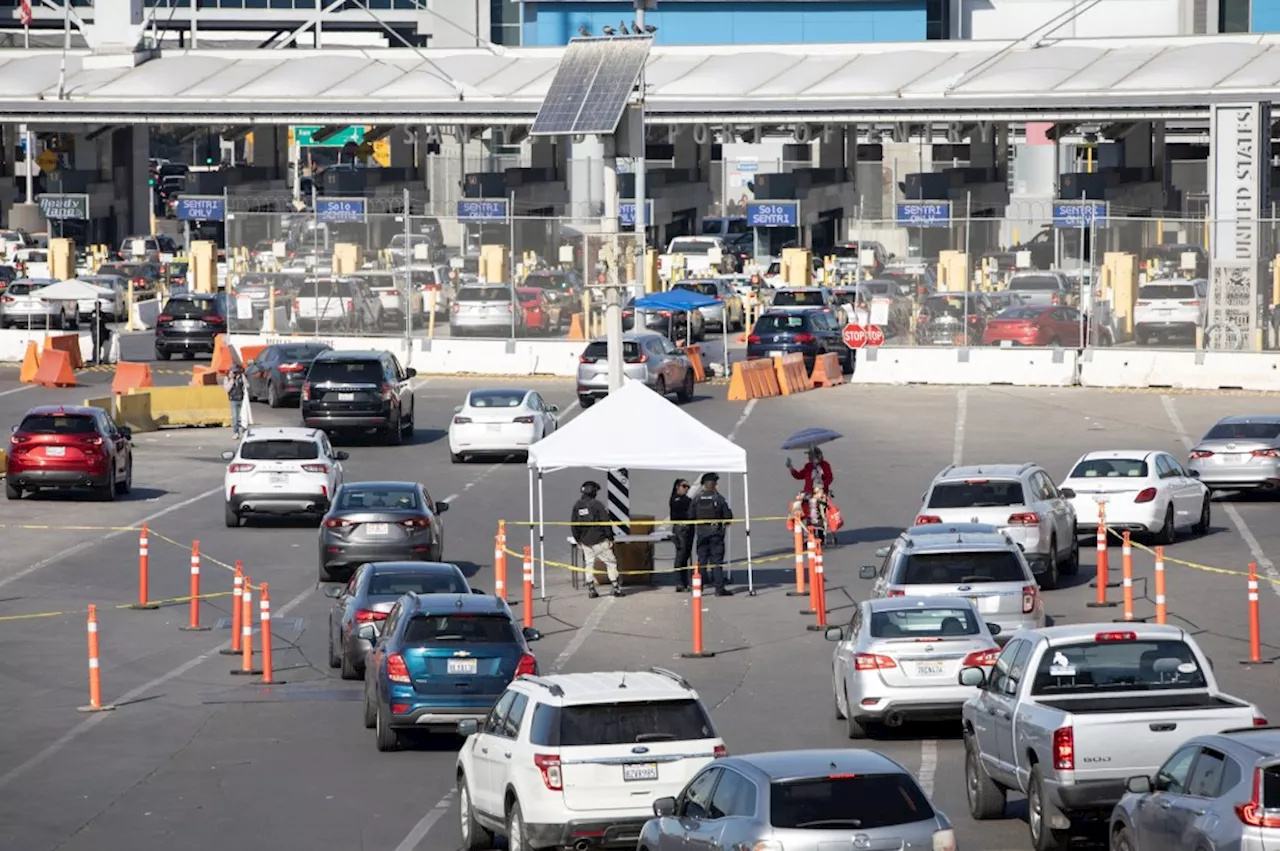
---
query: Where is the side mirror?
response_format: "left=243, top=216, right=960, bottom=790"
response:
left=457, top=718, right=479, bottom=737
left=324, top=586, right=343, bottom=598
left=356, top=623, right=379, bottom=642
left=824, top=626, right=844, bottom=642
left=471, top=587, right=486, bottom=595
left=859, top=566, right=877, bottom=580
left=1126, top=775, right=1152, bottom=794
left=334, top=450, right=349, bottom=461
left=547, top=404, right=560, bottom=413
left=958, top=666, right=988, bottom=687
left=874, top=546, right=891, bottom=558
left=220, top=450, right=236, bottom=461
left=653, top=797, right=677, bottom=818
left=453, top=405, right=463, bottom=414
left=435, top=501, right=450, bottom=513
left=119, top=426, right=132, bottom=439
left=1059, top=487, right=1076, bottom=499
left=1189, top=469, right=1201, bottom=478
left=986, top=623, right=1001, bottom=636
left=523, top=626, right=542, bottom=642
left=405, top=368, right=417, bottom=378
left=9, top=424, right=16, bottom=434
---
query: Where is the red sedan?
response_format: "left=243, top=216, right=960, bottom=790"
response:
left=516, top=287, right=557, bottom=335
left=982, top=305, right=1086, bottom=347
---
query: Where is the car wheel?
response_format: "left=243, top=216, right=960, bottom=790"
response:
left=327, top=628, right=341, bottom=669
left=1061, top=531, right=1080, bottom=576
left=115, top=457, right=132, bottom=495
left=363, top=684, right=377, bottom=728
left=1111, top=825, right=1136, bottom=851
left=267, top=381, right=281, bottom=409
left=98, top=469, right=116, bottom=502
left=156, top=349, right=171, bottom=361
left=451, top=452, right=464, bottom=464
left=1158, top=504, right=1176, bottom=545
left=384, top=419, right=403, bottom=447
left=579, top=395, right=595, bottom=409
left=676, top=370, right=694, bottom=403
left=375, top=703, right=401, bottom=752
left=834, top=673, right=845, bottom=720
left=1040, top=537, right=1060, bottom=590
left=340, top=646, right=360, bottom=681
left=653, top=376, right=666, bottom=398
left=458, top=776, right=494, bottom=850
left=506, top=799, right=526, bottom=851
left=966, top=737, right=1006, bottom=819
left=1193, top=496, right=1211, bottom=536
left=844, top=686, right=866, bottom=739
left=319, top=560, right=338, bottom=583
left=1028, top=766, right=1068, bottom=851
left=5, top=480, right=20, bottom=500
left=224, top=502, right=240, bottom=528
left=401, top=403, right=414, bottom=437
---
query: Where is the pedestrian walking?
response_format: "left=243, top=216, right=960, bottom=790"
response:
left=224, top=364, right=247, bottom=439
left=692, top=472, right=734, bottom=596
left=669, top=478, right=695, bottom=592
left=90, top=304, right=111, bottom=365
left=571, top=480, right=622, bottom=598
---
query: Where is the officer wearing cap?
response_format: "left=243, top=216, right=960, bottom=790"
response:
left=570, top=480, right=622, bottom=598
left=691, top=472, right=733, bottom=596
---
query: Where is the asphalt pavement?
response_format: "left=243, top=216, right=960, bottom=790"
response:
left=2, top=338, right=1280, bottom=851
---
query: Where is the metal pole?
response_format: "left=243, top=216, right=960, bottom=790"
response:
left=291, top=139, right=302, bottom=208
left=509, top=192, right=517, bottom=339
left=23, top=127, right=33, bottom=204
left=632, top=6, right=648, bottom=304
left=963, top=191, right=972, bottom=343
left=602, top=134, right=623, bottom=391
left=1080, top=193, right=1088, bottom=347
left=403, top=187, right=412, bottom=344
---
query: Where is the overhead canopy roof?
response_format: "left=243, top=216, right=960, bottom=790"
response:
left=11, top=34, right=1280, bottom=124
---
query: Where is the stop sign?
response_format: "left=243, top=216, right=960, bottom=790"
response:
left=842, top=324, right=867, bottom=348
left=866, top=325, right=885, bottom=347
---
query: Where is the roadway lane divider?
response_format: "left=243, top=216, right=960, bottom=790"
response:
left=180, top=541, right=211, bottom=632
left=220, top=562, right=245, bottom=657
left=680, top=569, right=714, bottom=659
left=809, top=353, right=845, bottom=388
left=129, top=523, right=160, bottom=610
left=805, top=538, right=828, bottom=633
left=786, top=516, right=806, bottom=598
left=1242, top=564, right=1272, bottom=666
left=1155, top=546, right=1168, bottom=624
left=522, top=547, right=534, bottom=629
left=774, top=354, right=813, bottom=396
left=494, top=521, right=507, bottom=601
left=1087, top=510, right=1118, bottom=609
left=1118, top=532, right=1137, bottom=623
left=231, top=577, right=261, bottom=676
left=800, top=532, right=819, bottom=616
left=78, top=605, right=115, bottom=714
left=255, top=584, right=275, bottom=685
left=727, top=359, right=781, bottom=401
left=110, top=361, right=154, bottom=395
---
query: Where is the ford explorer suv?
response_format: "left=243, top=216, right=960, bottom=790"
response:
left=1134, top=279, right=1207, bottom=346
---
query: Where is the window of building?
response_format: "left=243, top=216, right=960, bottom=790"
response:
left=1221, top=0, right=1250, bottom=31
left=927, top=0, right=951, bottom=39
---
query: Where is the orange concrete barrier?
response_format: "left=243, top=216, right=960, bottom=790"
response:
left=18, top=341, right=39, bottom=383
left=682, top=345, right=706, bottom=382
left=773, top=353, right=813, bottom=396
left=33, top=348, right=77, bottom=387
left=727, top=358, right=782, bottom=401
left=567, top=312, right=587, bottom=341
left=237, top=344, right=267, bottom=367
left=809, top=353, right=844, bottom=388
left=191, top=365, right=219, bottom=387
left=111, top=361, right=153, bottom=395
left=210, top=334, right=232, bottom=374
left=44, top=333, right=84, bottom=369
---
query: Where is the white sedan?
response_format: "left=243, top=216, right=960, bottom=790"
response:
left=1059, top=450, right=1211, bottom=544
left=449, top=388, right=560, bottom=463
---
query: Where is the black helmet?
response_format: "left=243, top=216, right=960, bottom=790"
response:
left=581, top=480, right=600, bottom=495
left=700, top=472, right=719, bottom=485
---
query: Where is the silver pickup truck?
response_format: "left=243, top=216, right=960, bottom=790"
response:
left=960, top=623, right=1262, bottom=851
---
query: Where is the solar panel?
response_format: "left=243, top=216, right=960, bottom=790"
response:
left=531, top=36, right=652, bottom=137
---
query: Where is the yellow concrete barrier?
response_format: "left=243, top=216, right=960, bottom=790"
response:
left=116, top=393, right=158, bottom=433
left=128, top=386, right=229, bottom=428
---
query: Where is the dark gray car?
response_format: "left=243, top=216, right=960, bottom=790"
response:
left=318, top=481, right=449, bottom=582
left=325, top=560, right=471, bottom=679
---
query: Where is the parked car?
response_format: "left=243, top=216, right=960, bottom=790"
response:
left=1134, top=279, right=1208, bottom=346
left=672, top=279, right=746, bottom=332
left=449, top=387, right=560, bottom=463
left=154, top=293, right=227, bottom=359
left=451, top=284, right=524, bottom=337
left=318, top=481, right=449, bottom=582
left=983, top=305, right=1087, bottom=347
left=222, top=426, right=346, bottom=527
left=1059, top=450, right=1211, bottom=543
left=961, top=624, right=1262, bottom=851
left=244, top=342, right=332, bottom=408
left=0, top=279, right=79, bottom=329
left=363, top=592, right=539, bottom=750
left=746, top=309, right=853, bottom=375
left=1187, top=415, right=1280, bottom=492
left=576, top=332, right=695, bottom=408
left=6, top=405, right=133, bottom=500
left=301, top=350, right=417, bottom=444
left=325, top=560, right=472, bottom=679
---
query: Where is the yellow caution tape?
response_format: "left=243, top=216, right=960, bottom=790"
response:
left=501, top=545, right=796, bottom=576
left=0, top=590, right=237, bottom=623
left=1104, top=526, right=1264, bottom=582
left=508, top=515, right=796, bottom=528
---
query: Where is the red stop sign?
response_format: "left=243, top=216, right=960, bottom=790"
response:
left=866, top=325, right=885, bottom=347
left=842, top=324, right=867, bottom=348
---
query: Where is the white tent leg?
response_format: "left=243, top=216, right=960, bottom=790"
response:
left=744, top=472, right=755, bottom=596
left=725, top=473, right=733, bottom=584
left=527, top=466, right=535, bottom=590
left=722, top=320, right=729, bottom=378
left=537, top=470, right=547, bottom=599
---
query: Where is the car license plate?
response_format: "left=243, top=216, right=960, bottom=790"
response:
left=45, top=446, right=65, bottom=457
left=338, top=393, right=355, bottom=402
left=269, top=473, right=287, bottom=485
left=487, top=423, right=502, bottom=432
left=768, top=350, right=783, bottom=357
left=366, top=523, right=389, bottom=536
left=1000, top=339, right=1014, bottom=348
left=447, top=658, right=477, bottom=675
left=623, top=763, right=658, bottom=782
left=1224, top=453, right=1244, bottom=463
left=914, top=662, right=945, bottom=676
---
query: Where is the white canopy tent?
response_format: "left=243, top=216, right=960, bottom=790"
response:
left=526, top=379, right=755, bottom=595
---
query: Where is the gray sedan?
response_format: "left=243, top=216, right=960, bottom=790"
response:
left=450, top=283, right=524, bottom=337
left=318, top=481, right=450, bottom=582
left=575, top=331, right=695, bottom=408
left=325, top=560, right=473, bottom=679
left=638, top=749, right=956, bottom=851
left=1187, top=415, right=1280, bottom=491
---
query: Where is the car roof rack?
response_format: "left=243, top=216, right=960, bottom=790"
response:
left=649, top=667, right=691, bottom=690
left=518, top=675, right=565, bottom=697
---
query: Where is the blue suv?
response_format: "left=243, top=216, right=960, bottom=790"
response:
left=361, top=592, right=541, bottom=752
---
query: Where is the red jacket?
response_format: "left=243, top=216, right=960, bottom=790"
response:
left=790, top=460, right=833, bottom=493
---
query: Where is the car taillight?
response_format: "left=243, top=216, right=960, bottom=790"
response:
left=515, top=653, right=537, bottom=678
left=963, top=649, right=1000, bottom=667
left=1135, top=487, right=1158, bottom=503
left=156, top=313, right=173, bottom=322
left=293, top=300, right=301, bottom=313
left=714, top=744, right=729, bottom=758
left=324, top=518, right=353, bottom=529
left=932, top=828, right=957, bottom=851
left=1237, top=766, right=1280, bottom=828
left=1095, top=631, right=1137, bottom=641
left=380, top=383, right=393, bottom=401
left=1254, top=449, right=1280, bottom=458
left=534, top=754, right=563, bottom=791
left=345, top=299, right=353, bottom=312
left=854, top=653, right=898, bottom=670
left=0, top=296, right=12, bottom=303
left=1008, top=512, right=1039, bottom=526
left=354, top=609, right=387, bottom=623
left=625, top=354, right=647, bottom=364
left=579, top=355, right=598, bottom=364
left=1023, top=585, right=1037, bottom=613
left=886, top=589, right=905, bottom=597
left=506, top=303, right=513, bottom=313
left=1190, top=449, right=1213, bottom=458
left=132, top=278, right=146, bottom=287
left=228, top=463, right=255, bottom=473
left=453, top=416, right=472, bottom=424
left=794, top=332, right=816, bottom=343
left=451, top=303, right=460, bottom=313
left=385, top=653, right=411, bottom=684
left=514, top=415, right=535, bottom=424
left=279, top=363, right=305, bottom=373
left=301, top=464, right=329, bottom=473
left=301, top=382, right=311, bottom=401
left=915, top=515, right=942, bottom=525
left=1052, top=726, right=1074, bottom=770
left=202, top=314, right=225, bottom=325
left=660, top=310, right=672, bottom=317
left=1256, top=715, right=1270, bottom=727
left=10, top=433, right=29, bottom=444
left=747, top=334, right=761, bottom=344
left=400, top=517, right=431, bottom=528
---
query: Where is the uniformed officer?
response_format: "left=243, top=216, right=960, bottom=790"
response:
left=570, top=481, right=622, bottom=598
left=691, top=472, right=733, bottom=596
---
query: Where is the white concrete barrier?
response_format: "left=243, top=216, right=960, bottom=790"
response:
left=1080, top=349, right=1280, bottom=391
left=0, top=329, right=93, bottom=363
left=851, top=346, right=1078, bottom=386
left=129, top=298, right=160, bottom=329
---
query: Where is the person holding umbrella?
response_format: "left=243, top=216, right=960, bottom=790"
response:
left=782, top=428, right=843, bottom=543
left=787, top=446, right=833, bottom=495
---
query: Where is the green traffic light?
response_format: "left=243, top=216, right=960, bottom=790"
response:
left=205, top=157, right=214, bottom=164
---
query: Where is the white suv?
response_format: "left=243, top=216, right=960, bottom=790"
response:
left=222, top=426, right=347, bottom=527
left=1134, top=278, right=1207, bottom=345
left=455, top=669, right=726, bottom=851
left=915, top=463, right=1079, bottom=590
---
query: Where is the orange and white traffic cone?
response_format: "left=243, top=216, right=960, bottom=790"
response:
left=77, top=605, right=116, bottom=713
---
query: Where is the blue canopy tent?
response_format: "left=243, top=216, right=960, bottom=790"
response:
left=633, top=288, right=728, bottom=377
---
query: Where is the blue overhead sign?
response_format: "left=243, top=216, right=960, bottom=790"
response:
left=1053, top=200, right=1109, bottom=229
left=619, top=199, right=655, bottom=229
left=175, top=196, right=225, bottom=222
left=896, top=202, right=951, bottom=227
left=457, top=199, right=509, bottom=222
left=316, top=197, right=367, bottom=224
left=746, top=201, right=799, bottom=228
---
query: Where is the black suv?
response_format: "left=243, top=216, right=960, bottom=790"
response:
left=301, top=350, right=417, bottom=444
left=155, top=293, right=228, bottom=360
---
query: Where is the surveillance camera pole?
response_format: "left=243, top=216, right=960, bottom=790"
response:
left=632, top=0, right=648, bottom=299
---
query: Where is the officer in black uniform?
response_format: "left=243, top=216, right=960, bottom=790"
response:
left=90, top=304, right=111, bottom=365
left=570, top=481, right=621, bottom=598
left=669, top=478, right=694, bottom=592
left=691, top=472, right=733, bottom=596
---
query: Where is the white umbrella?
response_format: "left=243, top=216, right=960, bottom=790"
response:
left=34, top=279, right=113, bottom=301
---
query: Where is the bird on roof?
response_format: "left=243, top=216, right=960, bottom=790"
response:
left=577, top=25, right=590, bottom=36
left=632, top=20, right=642, bottom=33
left=643, top=23, right=657, bottom=34
left=618, top=20, right=631, bottom=34
left=602, top=24, right=616, bottom=36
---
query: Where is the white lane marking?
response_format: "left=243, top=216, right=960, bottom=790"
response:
left=0, top=484, right=225, bottom=592
left=1161, top=394, right=1280, bottom=598
left=728, top=398, right=757, bottom=443
left=0, top=583, right=315, bottom=792
left=953, top=389, right=968, bottom=466
left=0, top=383, right=35, bottom=397
left=392, top=791, right=455, bottom=851
left=918, top=740, right=938, bottom=797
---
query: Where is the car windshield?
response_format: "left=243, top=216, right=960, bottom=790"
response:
left=870, top=606, right=981, bottom=638
left=525, top=274, right=572, bottom=289
left=928, top=480, right=1025, bottom=508
left=402, top=613, right=515, bottom=643
left=162, top=297, right=219, bottom=318
left=582, top=341, right=641, bottom=360
left=1140, top=284, right=1198, bottom=301
left=668, top=239, right=717, bottom=254
left=1030, top=638, right=1209, bottom=694
left=754, top=314, right=810, bottom=333
left=459, top=287, right=512, bottom=302
left=1009, top=277, right=1061, bottom=291
left=772, top=291, right=824, bottom=307
left=541, top=699, right=715, bottom=747
left=675, top=282, right=718, bottom=297
left=368, top=571, right=468, bottom=596
left=770, top=775, right=934, bottom=830
left=1204, top=422, right=1280, bottom=441
left=239, top=439, right=319, bottom=461
left=337, top=486, right=421, bottom=511
left=996, top=307, right=1046, bottom=320
left=298, top=280, right=345, bottom=299
left=308, top=360, right=382, bottom=384
left=6, top=283, right=32, bottom=295
left=19, top=413, right=96, bottom=434
left=1070, top=458, right=1149, bottom=478
left=898, top=551, right=1027, bottom=585
left=276, top=344, right=328, bottom=361
left=468, top=390, right=527, bottom=408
